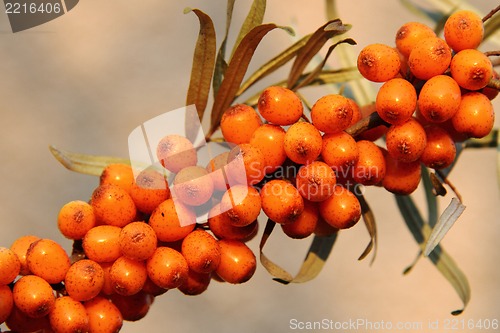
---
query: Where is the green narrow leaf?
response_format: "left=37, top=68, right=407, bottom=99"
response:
left=49, top=146, right=129, bottom=176
left=356, top=193, right=377, bottom=264
left=230, top=0, right=266, bottom=59
left=259, top=219, right=337, bottom=285
left=208, top=24, right=291, bottom=137
left=287, top=19, right=350, bottom=89
left=213, top=0, right=236, bottom=96
left=395, top=195, right=470, bottom=315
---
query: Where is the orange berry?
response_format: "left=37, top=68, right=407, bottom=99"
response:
left=99, top=261, right=115, bottom=296
left=110, top=256, right=147, bottom=296
left=0, top=247, right=20, bottom=285
left=311, top=94, right=353, bottom=133
left=49, top=296, right=89, bottom=333
left=220, top=185, right=261, bottom=227
left=318, top=186, right=361, bottom=229
left=444, top=10, right=484, bottom=52
left=26, top=239, right=70, bottom=284
left=107, top=291, right=154, bottom=322
left=100, top=163, right=134, bottom=194
left=207, top=203, right=258, bottom=241
left=321, top=131, right=359, bottom=176
left=130, top=167, right=170, bottom=214
left=119, top=221, right=157, bottom=261
left=206, top=151, right=231, bottom=191
left=347, top=97, right=362, bottom=127
left=352, top=140, right=386, bottom=186
left=313, top=216, right=339, bottom=237
left=83, top=225, right=122, bottom=263
left=178, top=269, right=211, bottom=296
left=91, top=184, right=137, bottom=227
left=382, top=149, right=421, bottom=195
left=57, top=200, right=96, bottom=240
left=156, top=134, right=198, bottom=173
left=148, top=199, right=196, bottom=242
left=357, top=43, right=401, bottom=82
left=221, top=104, right=263, bottom=144
left=451, top=49, right=493, bottom=91
left=146, top=247, right=188, bottom=289
left=295, top=161, right=336, bottom=202
left=420, top=125, right=457, bottom=169
left=141, top=276, right=168, bottom=296
left=0, top=284, right=13, bottom=324
left=395, top=21, right=437, bottom=58
left=376, top=78, right=417, bottom=125
left=10, top=235, right=40, bottom=276
left=65, top=259, right=105, bottom=301
left=386, top=118, right=427, bottom=163
left=5, top=304, right=51, bottom=332
left=216, top=240, right=256, bottom=284
left=173, top=166, right=214, bottom=206
left=249, top=124, right=287, bottom=174
left=84, top=296, right=123, bottom=333
left=281, top=200, right=319, bottom=239
left=257, top=86, right=303, bottom=125
left=284, top=122, right=323, bottom=164
left=260, top=179, right=304, bottom=224
left=451, top=92, right=494, bottom=138
left=13, top=275, right=55, bottom=318
left=181, top=229, right=221, bottom=274
left=226, top=143, right=266, bottom=186
left=408, top=37, right=452, bottom=80
left=418, top=75, right=462, bottom=123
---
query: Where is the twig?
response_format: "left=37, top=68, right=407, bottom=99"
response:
left=485, top=50, right=500, bottom=57
left=436, top=170, right=463, bottom=203
left=483, top=5, right=500, bottom=23
left=345, top=110, right=389, bottom=137
left=486, top=78, right=500, bottom=91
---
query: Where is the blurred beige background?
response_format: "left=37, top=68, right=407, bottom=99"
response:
left=1, top=1, right=499, bottom=332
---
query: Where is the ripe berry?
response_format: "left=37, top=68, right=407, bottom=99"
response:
left=284, top=122, right=323, bottom=164
left=221, top=104, right=262, bottom=144
left=420, top=125, right=457, bottom=169
left=49, top=296, right=89, bottom=333
left=0, top=247, right=20, bottom=285
left=13, top=275, right=55, bottom=318
left=313, top=216, right=339, bottom=237
left=5, top=304, right=51, bottom=332
left=110, top=256, right=148, bottom=296
left=173, top=166, right=214, bottom=206
left=100, top=163, right=135, bottom=194
left=249, top=124, right=287, bottom=174
left=148, top=199, right=196, bottom=242
left=321, top=131, right=359, bottom=176
left=146, top=247, right=188, bottom=289
left=26, top=238, right=71, bottom=284
left=295, top=161, right=336, bottom=202
left=156, top=134, right=198, bottom=173
left=10, top=235, right=40, bottom=276
left=418, top=74, right=462, bottom=123
left=395, top=21, right=436, bottom=58
left=216, top=240, right=256, bottom=284
left=108, top=291, right=154, bottom=322
left=376, top=78, right=417, bottom=125
left=258, top=86, right=303, bottom=125
left=382, top=149, right=421, bottom=195
left=318, top=186, right=361, bottom=229
left=444, top=10, right=484, bottom=52
left=83, top=225, right=122, bottom=263
left=178, top=269, right=211, bottom=296
left=226, top=143, right=266, bottom=186
left=65, top=259, right=105, bottom=301
left=119, top=221, right=157, bottom=261
left=0, top=284, right=13, bottom=324
left=450, top=49, right=493, bottom=91
left=206, top=151, right=231, bottom=191
left=260, top=179, right=304, bottom=224
left=57, top=200, right=96, bottom=240
left=357, top=43, right=401, bottom=82
left=385, top=118, right=427, bottom=163
left=207, top=203, right=258, bottom=241
left=83, top=296, right=123, bottom=333
left=451, top=92, right=494, bottom=138
left=181, top=229, right=221, bottom=274
left=130, top=167, right=171, bottom=214
left=220, top=185, right=261, bottom=227
left=281, top=200, right=319, bottom=239
left=311, top=94, right=353, bottom=133
left=408, top=37, right=452, bottom=80
left=352, top=140, right=386, bottom=186
left=91, top=183, right=137, bottom=227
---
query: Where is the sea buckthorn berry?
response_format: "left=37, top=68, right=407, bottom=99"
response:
left=385, top=118, right=427, bottom=163
left=99, top=262, right=115, bottom=295
left=156, top=134, right=198, bottom=173
left=382, top=148, right=421, bottom=195
left=321, top=132, right=359, bottom=176
left=0, top=247, right=20, bottom=285
left=408, top=37, right=452, bottom=80
left=395, top=21, right=437, bottom=58
left=450, top=49, right=493, bottom=91
left=119, top=222, right=157, bottom=261
left=178, top=269, right=211, bottom=296
left=358, top=104, right=389, bottom=141
left=13, top=275, right=55, bottom=318
left=260, top=179, right=304, bottom=225
left=206, top=151, right=231, bottom=192
left=347, top=98, right=362, bottom=127
left=181, top=229, right=221, bottom=274
left=257, top=86, right=303, bottom=125
left=110, top=256, right=148, bottom=296
left=376, top=78, right=417, bottom=125
left=357, top=43, right=401, bottom=82
left=148, top=199, right=196, bottom=242
left=146, top=247, right=189, bottom=289
left=65, top=259, right=105, bottom=301
left=284, top=122, right=323, bottom=164
left=100, top=163, right=134, bottom=194
left=108, top=291, right=154, bottom=322
left=295, top=161, right=336, bottom=202
left=311, top=94, right=353, bottom=133
left=418, top=75, right=462, bottom=123
left=57, top=200, right=96, bottom=240
left=318, top=186, right=361, bottom=229
left=226, top=143, right=266, bottom=186
left=444, top=10, right=484, bottom=52
left=281, top=200, right=319, bottom=239
left=26, top=239, right=70, bottom=284
left=49, top=296, right=89, bottom=333
left=5, top=304, right=51, bottom=332
left=216, top=240, right=256, bottom=284
left=173, top=166, right=214, bottom=206
left=451, top=92, right=494, bottom=139
left=221, top=104, right=263, bottom=144
left=83, top=225, right=122, bottom=263
left=10, top=235, right=40, bottom=276
left=207, top=203, right=258, bottom=241
left=141, top=276, right=168, bottom=296
left=249, top=124, right=287, bottom=174
left=91, top=184, right=137, bottom=227
left=130, top=168, right=170, bottom=214
left=220, top=185, right=261, bottom=227
left=0, top=284, right=13, bottom=324
left=420, top=125, right=456, bottom=169
left=314, top=216, right=339, bottom=237
left=84, top=296, right=123, bottom=333
left=352, top=140, right=386, bottom=186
